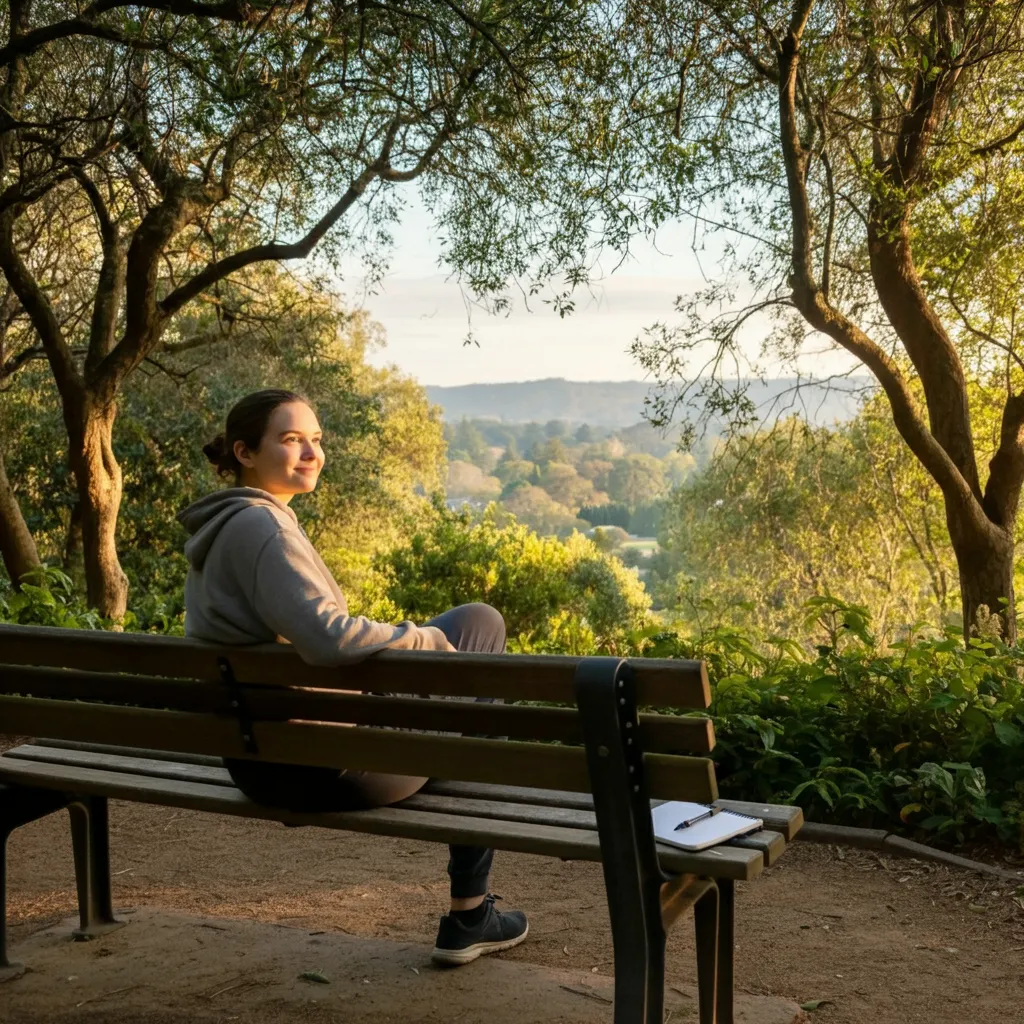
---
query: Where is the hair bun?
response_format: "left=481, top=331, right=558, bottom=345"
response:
left=202, top=434, right=227, bottom=465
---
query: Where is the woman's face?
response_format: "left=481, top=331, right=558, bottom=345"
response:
left=235, top=401, right=325, bottom=502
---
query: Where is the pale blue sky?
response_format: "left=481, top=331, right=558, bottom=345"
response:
left=340, top=196, right=859, bottom=387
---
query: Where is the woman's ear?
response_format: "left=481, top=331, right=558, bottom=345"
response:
left=233, top=439, right=254, bottom=468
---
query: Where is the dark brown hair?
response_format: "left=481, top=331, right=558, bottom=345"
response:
left=204, top=389, right=309, bottom=482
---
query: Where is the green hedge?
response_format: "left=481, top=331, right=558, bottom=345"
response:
left=643, top=597, right=1024, bottom=850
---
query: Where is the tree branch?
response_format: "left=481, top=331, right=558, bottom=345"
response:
left=0, top=0, right=263, bottom=66
left=0, top=211, right=82, bottom=400
left=972, top=114, right=1024, bottom=157
left=72, top=168, right=125, bottom=379
left=983, top=391, right=1024, bottom=527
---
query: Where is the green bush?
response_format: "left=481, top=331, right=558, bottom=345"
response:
left=644, top=597, right=1024, bottom=850
left=360, top=501, right=652, bottom=654
left=0, top=566, right=103, bottom=629
left=0, top=565, right=184, bottom=634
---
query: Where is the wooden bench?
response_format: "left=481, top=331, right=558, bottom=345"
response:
left=0, top=624, right=802, bottom=1023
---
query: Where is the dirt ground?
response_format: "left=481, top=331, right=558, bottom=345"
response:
left=2, top=797, right=1022, bottom=1024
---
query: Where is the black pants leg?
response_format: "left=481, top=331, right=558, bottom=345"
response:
left=225, top=603, right=506, bottom=900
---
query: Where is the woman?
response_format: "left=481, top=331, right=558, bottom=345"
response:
left=177, top=389, right=528, bottom=966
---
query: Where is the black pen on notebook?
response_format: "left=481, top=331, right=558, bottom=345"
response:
left=674, top=806, right=722, bottom=831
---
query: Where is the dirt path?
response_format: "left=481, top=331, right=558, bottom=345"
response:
left=3, top=801, right=1023, bottom=1024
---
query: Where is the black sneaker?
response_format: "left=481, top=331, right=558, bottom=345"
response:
left=431, top=894, right=529, bottom=966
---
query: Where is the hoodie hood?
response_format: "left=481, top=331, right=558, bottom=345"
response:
left=178, top=487, right=296, bottom=570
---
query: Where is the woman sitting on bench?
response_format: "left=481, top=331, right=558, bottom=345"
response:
left=177, top=388, right=528, bottom=966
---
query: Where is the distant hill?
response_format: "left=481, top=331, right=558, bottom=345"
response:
left=426, top=377, right=872, bottom=428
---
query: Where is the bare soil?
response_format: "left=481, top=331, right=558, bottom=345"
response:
left=2, top=797, right=1022, bottom=1024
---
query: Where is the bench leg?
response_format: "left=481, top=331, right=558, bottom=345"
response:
left=693, top=883, right=720, bottom=1024
left=717, top=879, right=735, bottom=1024
left=602, top=862, right=666, bottom=1024
left=0, top=785, right=73, bottom=980
left=0, top=825, right=24, bottom=982
left=575, top=658, right=668, bottom=1024
left=68, top=797, right=122, bottom=941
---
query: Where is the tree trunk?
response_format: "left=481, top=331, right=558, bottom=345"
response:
left=0, top=445, right=40, bottom=588
left=62, top=497, right=85, bottom=593
left=947, top=511, right=1016, bottom=643
left=66, top=396, right=128, bottom=620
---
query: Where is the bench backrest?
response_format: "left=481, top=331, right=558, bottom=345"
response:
left=0, top=625, right=718, bottom=802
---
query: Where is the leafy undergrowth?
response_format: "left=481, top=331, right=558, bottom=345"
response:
left=643, top=597, right=1024, bottom=852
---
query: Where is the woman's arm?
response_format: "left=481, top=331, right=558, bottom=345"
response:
left=243, top=516, right=455, bottom=666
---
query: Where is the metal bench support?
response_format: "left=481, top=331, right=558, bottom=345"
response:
left=68, top=796, right=121, bottom=940
left=0, top=785, right=72, bottom=981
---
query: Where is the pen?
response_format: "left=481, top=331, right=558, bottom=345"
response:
left=674, top=806, right=722, bottom=831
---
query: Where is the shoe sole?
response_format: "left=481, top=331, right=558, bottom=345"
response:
left=430, top=922, right=530, bottom=966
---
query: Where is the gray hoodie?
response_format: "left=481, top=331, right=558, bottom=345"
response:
left=177, top=488, right=453, bottom=664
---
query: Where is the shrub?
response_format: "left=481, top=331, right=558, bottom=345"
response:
left=360, top=502, right=651, bottom=654
left=644, top=597, right=1024, bottom=850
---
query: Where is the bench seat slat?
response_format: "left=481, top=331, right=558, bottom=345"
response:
left=0, top=625, right=711, bottom=708
left=0, top=696, right=719, bottom=801
left=5, top=745, right=236, bottom=787
left=0, top=667, right=715, bottom=753
left=428, top=782, right=805, bottom=842
left=30, top=739, right=224, bottom=768
left=0, top=756, right=763, bottom=880
left=2, top=745, right=791, bottom=865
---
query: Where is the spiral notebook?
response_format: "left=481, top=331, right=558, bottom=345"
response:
left=651, top=801, right=763, bottom=852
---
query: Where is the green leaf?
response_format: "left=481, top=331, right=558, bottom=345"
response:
left=800, top=999, right=833, bottom=1011
left=993, top=721, right=1024, bottom=747
left=299, top=970, right=330, bottom=984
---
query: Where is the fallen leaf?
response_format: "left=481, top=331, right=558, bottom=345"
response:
left=800, top=999, right=834, bottom=1011
left=562, top=945, right=570, bottom=955
left=559, top=984, right=612, bottom=1005
left=410, top=967, right=419, bottom=976
left=299, top=970, right=330, bottom=984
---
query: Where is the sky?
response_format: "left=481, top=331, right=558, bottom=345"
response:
left=338, top=197, right=860, bottom=388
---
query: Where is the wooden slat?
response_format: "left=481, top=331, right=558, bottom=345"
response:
left=0, top=666, right=715, bottom=753
left=714, top=799, right=804, bottom=842
left=33, top=739, right=224, bottom=767
left=0, top=696, right=718, bottom=802
left=725, top=829, right=787, bottom=866
left=0, top=757, right=761, bottom=880
left=4, top=745, right=235, bottom=787
left=426, top=780, right=596, bottom=810
left=1, top=746, right=784, bottom=863
left=0, top=624, right=710, bottom=708
left=428, top=782, right=803, bottom=841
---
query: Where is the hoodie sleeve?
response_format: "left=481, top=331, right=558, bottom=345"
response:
left=243, top=514, right=455, bottom=666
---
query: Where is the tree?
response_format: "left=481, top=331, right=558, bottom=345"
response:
left=660, top=416, right=961, bottom=637
left=449, top=418, right=494, bottom=472
left=0, top=0, right=627, bottom=616
left=631, top=1, right=1024, bottom=639
left=500, top=484, right=588, bottom=538
left=447, top=460, right=502, bottom=499
left=538, top=461, right=598, bottom=510
left=606, top=453, right=667, bottom=510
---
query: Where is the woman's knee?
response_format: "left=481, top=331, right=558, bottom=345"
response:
left=464, top=603, right=505, bottom=649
